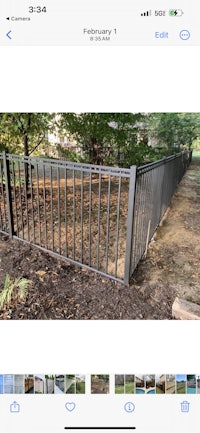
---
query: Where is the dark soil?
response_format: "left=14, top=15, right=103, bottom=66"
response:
left=0, top=152, right=200, bottom=320
left=0, top=237, right=174, bottom=319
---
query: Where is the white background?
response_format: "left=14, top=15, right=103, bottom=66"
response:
left=1, top=47, right=199, bottom=112
left=0, top=46, right=200, bottom=374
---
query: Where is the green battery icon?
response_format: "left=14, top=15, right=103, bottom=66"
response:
left=169, top=9, right=184, bottom=16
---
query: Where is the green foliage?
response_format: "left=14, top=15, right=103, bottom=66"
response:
left=93, top=375, right=109, bottom=381
left=59, top=113, right=143, bottom=165
left=0, top=113, right=56, bottom=156
left=118, top=141, right=160, bottom=167
left=1, top=112, right=199, bottom=168
left=0, top=274, right=31, bottom=309
left=147, top=113, right=200, bottom=150
left=60, top=112, right=200, bottom=167
left=191, top=138, right=200, bottom=149
left=57, top=144, right=87, bottom=163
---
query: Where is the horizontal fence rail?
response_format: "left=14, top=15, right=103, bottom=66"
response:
left=0, top=150, right=192, bottom=285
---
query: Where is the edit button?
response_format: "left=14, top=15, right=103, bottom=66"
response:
left=155, top=31, right=169, bottom=38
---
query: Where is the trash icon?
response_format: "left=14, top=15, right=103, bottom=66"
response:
left=180, top=401, right=190, bottom=413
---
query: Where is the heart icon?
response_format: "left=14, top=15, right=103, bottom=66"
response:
left=65, top=402, right=76, bottom=412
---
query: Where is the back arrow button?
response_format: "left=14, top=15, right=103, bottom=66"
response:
left=6, top=30, right=12, bottom=39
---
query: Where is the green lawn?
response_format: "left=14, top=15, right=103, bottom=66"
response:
left=177, top=383, right=186, bottom=394
left=156, top=386, right=164, bottom=394
left=115, top=385, right=124, bottom=394
left=76, top=381, right=85, bottom=394
left=115, top=382, right=135, bottom=394
left=125, top=382, right=135, bottom=394
left=191, top=149, right=200, bottom=157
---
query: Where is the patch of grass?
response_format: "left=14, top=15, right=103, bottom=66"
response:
left=76, top=381, right=85, bottom=394
left=176, top=384, right=186, bottom=394
left=0, top=274, right=31, bottom=309
left=125, top=382, right=135, bottom=394
left=156, top=386, right=164, bottom=394
left=192, top=150, right=200, bottom=157
left=115, top=385, right=124, bottom=394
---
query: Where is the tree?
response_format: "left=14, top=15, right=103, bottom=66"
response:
left=59, top=113, right=144, bottom=166
left=0, top=113, right=56, bottom=156
left=178, top=113, right=200, bottom=148
left=147, top=113, right=200, bottom=151
left=0, top=113, right=56, bottom=189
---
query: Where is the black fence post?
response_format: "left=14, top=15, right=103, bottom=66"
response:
left=3, top=151, right=14, bottom=237
left=124, top=165, right=137, bottom=286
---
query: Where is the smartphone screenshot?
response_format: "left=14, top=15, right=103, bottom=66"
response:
left=0, top=1, right=200, bottom=433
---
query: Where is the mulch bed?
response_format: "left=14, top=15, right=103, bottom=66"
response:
left=0, top=235, right=173, bottom=320
left=2, top=156, right=199, bottom=320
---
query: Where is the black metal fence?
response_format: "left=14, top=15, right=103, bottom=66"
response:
left=0, top=150, right=192, bottom=285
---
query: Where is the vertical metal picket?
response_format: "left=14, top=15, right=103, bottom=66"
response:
left=3, top=152, right=14, bottom=237
left=124, top=165, right=137, bottom=286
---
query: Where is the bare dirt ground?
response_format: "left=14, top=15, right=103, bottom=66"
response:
left=0, top=153, right=199, bottom=320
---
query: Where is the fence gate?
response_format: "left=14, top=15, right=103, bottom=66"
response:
left=0, top=150, right=192, bottom=285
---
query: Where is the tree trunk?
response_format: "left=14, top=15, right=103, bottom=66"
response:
left=91, top=137, right=102, bottom=165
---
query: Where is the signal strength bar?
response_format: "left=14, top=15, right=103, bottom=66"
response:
left=141, top=10, right=152, bottom=16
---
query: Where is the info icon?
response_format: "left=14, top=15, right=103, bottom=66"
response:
left=124, top=402, right=135, bottom=413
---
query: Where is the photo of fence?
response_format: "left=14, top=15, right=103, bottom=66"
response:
left=65, top=375, right=85, bottom=394
left=156, top=375, right=166, bottom=394
left=14, top=375, right=24, bottom=394
left=3, top=375, right=14, bottom=394
left=115, top=375, right=135, bottom=393
left=91, top=375, right=110, bottom=394
left=166, top=375, right=176, bottom=394
left=25, top=375, right=34, bottom=394
left=176, top=375, right=186, bottom=394
left=0, top=150, right=192, bottom=285
left=34, top=375, right=45, bottom=394
left=55, top=375, right=65, bottom=394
